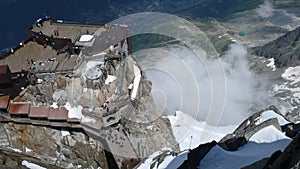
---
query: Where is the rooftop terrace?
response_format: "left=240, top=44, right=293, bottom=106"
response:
left=30, top=20, right=104, bottom=43
left=0, top=41, right=74, bottom=73
left=8, top=103, right=30, bottom=115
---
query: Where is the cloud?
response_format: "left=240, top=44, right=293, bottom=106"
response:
left=220, top=43, right=256, bottom=124
left=255, top=0, right=274, bottom=18
left=136, top=42, right=270, bottom=125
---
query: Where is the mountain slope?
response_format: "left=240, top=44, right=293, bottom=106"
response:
left=252, top=26, right=300, bottom=68
left=137, top=106, right=300, bottom=169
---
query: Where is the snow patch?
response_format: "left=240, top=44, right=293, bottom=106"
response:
left=61, top=130, right=70, bottom=136
left=52, top=90, right=64, bottom=101
left=50, top=102, right=58, bottom=109
left=81, top=116, right=96, bottom=123
left=105, top=75, right=117, bottom=85
left=137, top=150, right=188, bottom=169
left=64, top=102, right=96, bottom=123
left=131, top=64, right=141, bottom=100
left=200, top=126, right=291, bottom=168
left=282, top=65, right=300, bottom=85
left=9, top=148, right=22, bottom=153
left=255, top=110, right=289, bottom=125
left=25, top=147, right=33, bottom=153
left=85, top=61, right=102, bottom=73
left=22, top=160, right=46, bottom=169
left=162, top=151, right=188, bottom=169
left=249, top=125, right=290, bottom=143
left=65, top=102, right=83, bottom=119
left=266, top=58, right=276, bottom=71
left=168, top=111, right=237, bottom=150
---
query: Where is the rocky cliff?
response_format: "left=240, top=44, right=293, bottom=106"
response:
left=252, top=26, right=300, bottom=68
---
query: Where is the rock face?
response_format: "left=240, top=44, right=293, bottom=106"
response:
left=2, top=49, right=178, bottom=168
left=2, top=123, right=108, bottom=168
left=252, top=26, right=300, bottom=68
left=219, top=105, right=284, bottom=151
left=243, top=134, right=300, bottom=169
left=178, top=141, right=217, bottom=169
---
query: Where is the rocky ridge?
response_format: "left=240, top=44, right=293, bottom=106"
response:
left=252, top=26, right=300, bottom=68
left=137, top=105, right=300, bottom=169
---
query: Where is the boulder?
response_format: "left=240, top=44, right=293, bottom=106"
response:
left=178, top=141, right=217, bottom=169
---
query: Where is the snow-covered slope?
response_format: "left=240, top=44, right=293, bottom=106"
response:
left=138, top=150, right=188, bottom=169
left=255, top=110, right=290, bottom=125
left=138, top=107, right=294, bottom=169
left=274, top=65, right=300, bottom=105
left=199, top=126, right=291, bottom=169
left=272, top=65, right=300, bottom=122
left=168, top=111, right=237, bottom=150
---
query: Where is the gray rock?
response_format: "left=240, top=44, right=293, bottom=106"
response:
left=252, top=26, right=300, bottom=68
left=178, top=141, right=217, bottom=169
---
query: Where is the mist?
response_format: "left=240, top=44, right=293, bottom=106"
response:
left=255, top=0, right=274, bottom=18
left=136, top=43, right=269, bottom=125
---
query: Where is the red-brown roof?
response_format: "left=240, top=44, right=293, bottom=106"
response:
left=29, top=106, right=50, bottom=118
left=8, top=103, right=30, bottom=115
left=0, top=65, right=9, bottom=75
left=0, top=95, right=10, bottom=110
left=67, top=117, right=81, bottom=122
left=48, top=107, right=68, bottom=120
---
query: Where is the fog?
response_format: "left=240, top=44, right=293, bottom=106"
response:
left=136, top=43, right=268, bottom=125
left=255, top=0, right=274, bottom=18
left=111, top=12, right=273, bottom=125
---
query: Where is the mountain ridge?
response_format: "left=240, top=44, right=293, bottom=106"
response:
left=252, top=26, right=300, bottom=68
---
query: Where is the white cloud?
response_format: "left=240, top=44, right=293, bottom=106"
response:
left=255, top=1, right=274, bottom=18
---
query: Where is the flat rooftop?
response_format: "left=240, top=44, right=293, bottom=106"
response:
left=48, top=107, right=68, bottom=120
left=8, top=103, right=30, bottom=115
left=29, top=106, right=50, bottom=118
left=0, top=41, right=74, bottom=73
left=0, top=65, right=9, bottom=75
left=30, top=20, right=104, bottom=43
left=83, top=26, right=129, bottom=55
left=0, top=95, right=10, bottom=110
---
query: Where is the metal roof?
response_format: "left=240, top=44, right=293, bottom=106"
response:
left=0, top=95, right=10, bottom=109
left=0, top=65, right=9, bottom=75
left=48, top=107, right=68, bottom=120
left=8, top=103, right=30, bottom=115
left=29, top=105, right=50, bottom=118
